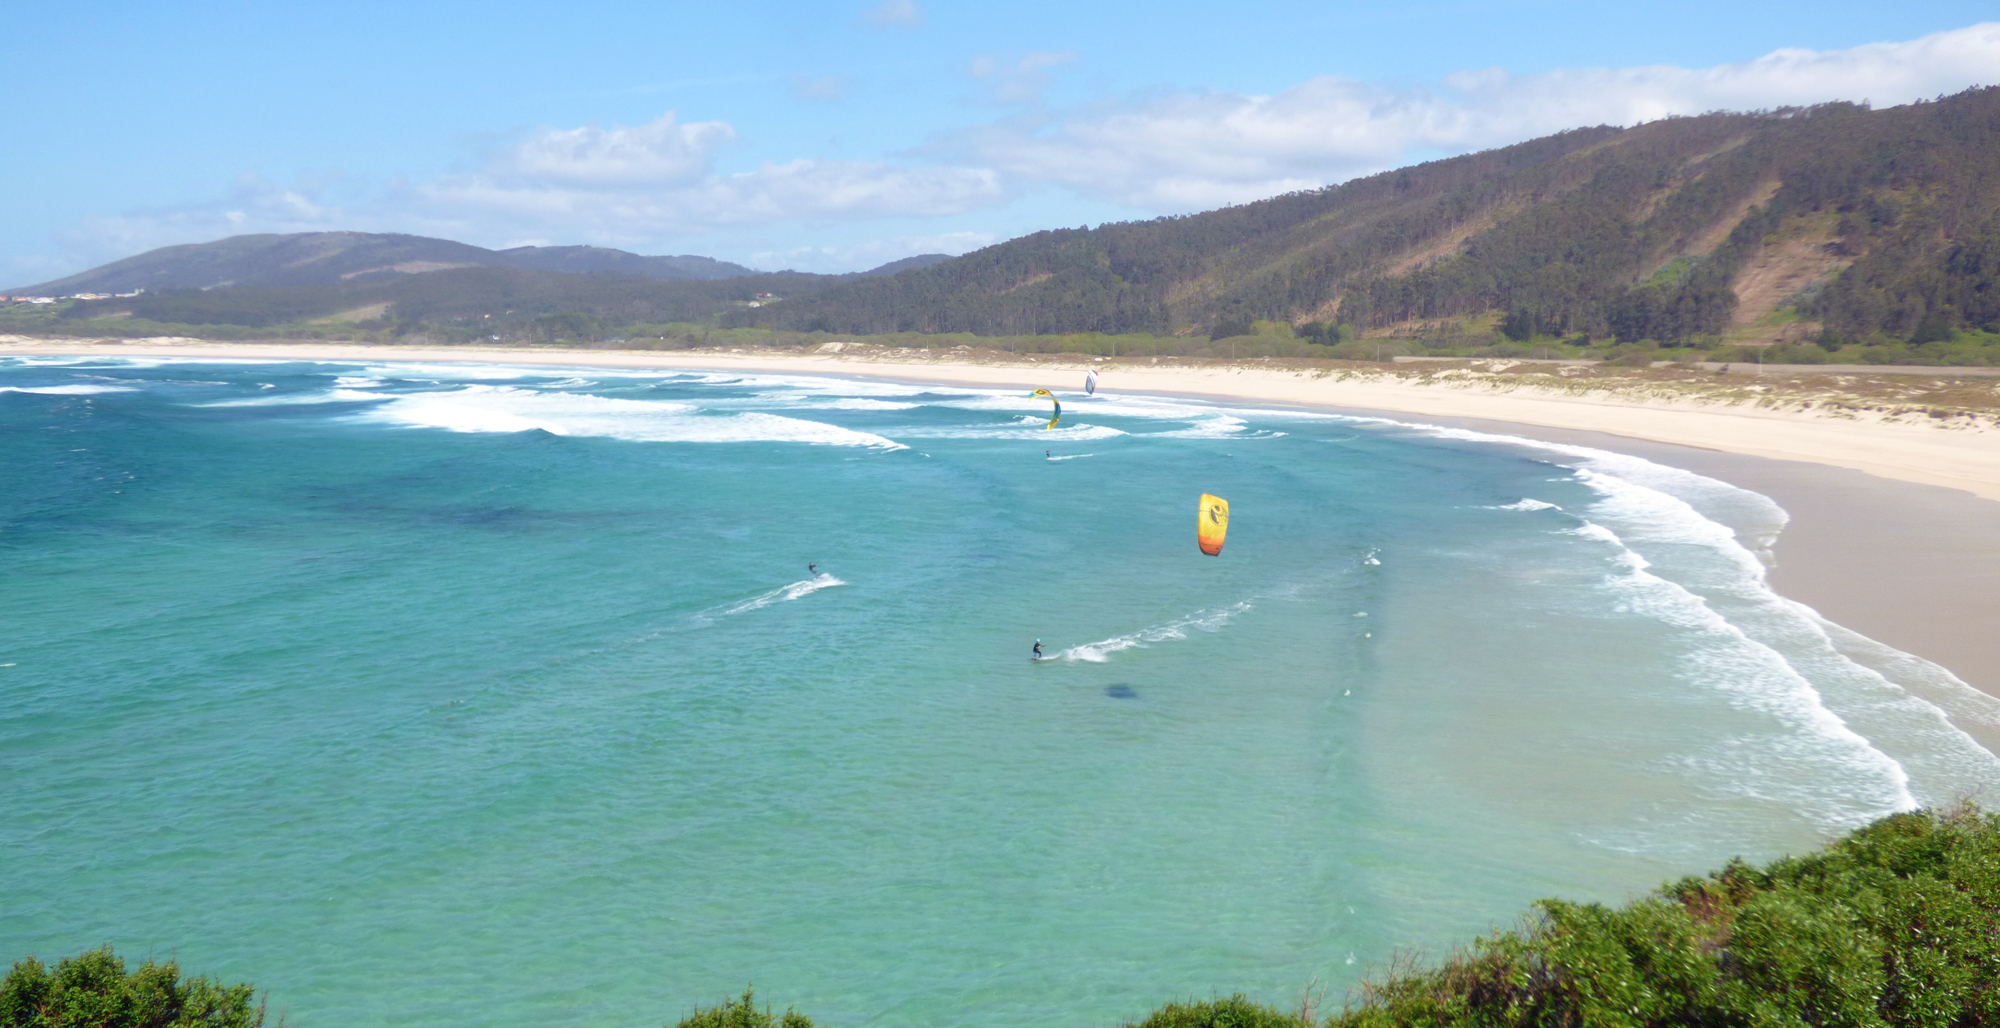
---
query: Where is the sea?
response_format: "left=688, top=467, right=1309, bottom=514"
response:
left=5, top=355, right=1999, bottom=1028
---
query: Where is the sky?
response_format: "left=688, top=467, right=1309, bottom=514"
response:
left=6, top=1, right=2000, bottom=285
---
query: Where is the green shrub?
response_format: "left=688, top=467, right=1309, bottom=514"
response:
left=671, top=987, right=815, bottom=1028
left=0, top=947, right=263, bottom=1028
left=1126, top=994, right=1307, bottom=1028
left=1327, top=804, right=2000, bottom=1027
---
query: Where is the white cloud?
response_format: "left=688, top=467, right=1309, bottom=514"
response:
left=946, top=21, right=2000, bottom=209
left=968, top=50, right=1078, bottom=104
left=21, top=114, right=1006, bottom=281
left=861, top=0, right=923, bottom=29
left=420, top=155, right=1003, bottom=237
left=501, top=113, right=735, bottom=186
left=43, top=172, right=363, bottom=276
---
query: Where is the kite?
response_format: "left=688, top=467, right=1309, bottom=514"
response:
left=1030, top=388, right=1060, bottom=430
left=1198, top=493, right=1230, bottom=556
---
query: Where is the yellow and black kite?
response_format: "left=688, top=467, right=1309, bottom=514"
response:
left=1030, top=388, right=1060, bottom=430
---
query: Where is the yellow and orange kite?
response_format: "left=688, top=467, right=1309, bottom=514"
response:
left=1198, top=493, right=1229, bottom=555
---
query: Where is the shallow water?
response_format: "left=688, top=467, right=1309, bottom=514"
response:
left=4, top=357, right=1997, bottom=1028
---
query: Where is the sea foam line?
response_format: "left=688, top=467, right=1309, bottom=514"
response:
left=0, top=384, right=137, bottom=395
left=1334, top=410, right=2000, bottom=819
left=352, top=384, right=906, bottom=448
left=1055, top=601, right=1252, bottom=663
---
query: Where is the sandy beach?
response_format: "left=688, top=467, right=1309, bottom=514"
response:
left=10, top=336, right=1999, bottom=703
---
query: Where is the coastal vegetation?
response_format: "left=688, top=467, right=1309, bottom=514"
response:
left=1, top=947, right=265, bottom=1027
left=11, top=805, right=1998, bottom=1027
left=673, top=987, right=816, bottom=1028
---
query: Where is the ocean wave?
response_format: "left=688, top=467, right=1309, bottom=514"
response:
left=1054, top=602, right=1252, bottom=663
left=0, top=384, right=138, bottom=395
left=895, top=422, right=1128, bottom=441
left=1563, top=507, right=1920, bottom=817
left=1151, top=415, right=1287, bottom=439
left=201, top=388, right=393, bottom=407
left=352, top=385, right=905, bottom=448
left=1334, top=411, right=2000, bottom=813
left=719, top=393, right=922, bottom=411
left=1490, top=498, right=1561, bottom=511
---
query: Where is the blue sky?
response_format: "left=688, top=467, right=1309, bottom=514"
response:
left=6, top=1, right=1999, bottom=284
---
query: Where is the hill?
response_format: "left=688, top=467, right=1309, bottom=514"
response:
left=733, top=87, right=2000, bottom=350
left=861, top=253, right=953, bottom=276
left=10, top=232, right=761, bottom=294
left=21, top=248, right=966, bottom=343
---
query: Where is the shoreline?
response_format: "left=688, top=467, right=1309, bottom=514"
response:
left=9, top=337, right=1999, bottom=705
left=8, top=337, right=1996, bottom=500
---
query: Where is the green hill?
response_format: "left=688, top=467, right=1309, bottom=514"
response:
left=734, top=87, right=2000, bottom=349
left=9, top=231, right=760, bottom=294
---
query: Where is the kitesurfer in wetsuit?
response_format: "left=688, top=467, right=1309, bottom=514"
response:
left=1033, top=638, right=1043, bottom=659
left=808, top=563, right=819, bottom=577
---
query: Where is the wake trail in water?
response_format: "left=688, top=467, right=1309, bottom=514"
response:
left=1046, top=453, right=1096, bottom=461
left=1055, top=601, right=1253, bottom=663
left=720, top=575, right=847, bottom=616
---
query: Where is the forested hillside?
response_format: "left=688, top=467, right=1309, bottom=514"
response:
left=738, top=87, right=2000, bottom=347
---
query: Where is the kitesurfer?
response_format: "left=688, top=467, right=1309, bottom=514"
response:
left=808, top=563, right=819, bottom=577
left=1033, top=638, right=1044, bottom=660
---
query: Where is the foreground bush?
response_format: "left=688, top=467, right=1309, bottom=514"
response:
left=1, top=947, right=263, bottom=1028
left=1328, top=804, right=2000, bottom=1027
left=671, top=987, right=815, bottom=1028
left=1128, top=994, right=1308, bottom=1028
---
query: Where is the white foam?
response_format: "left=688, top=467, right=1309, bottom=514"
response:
left=720, top=575, right=846, bottom=615
left=895, top=422, right=1127, bottom=441
left=1152, top=415, right=1287, bottom=440
left=1055, top=602, right=1252, bottom=663
left=1045, top=453, right=1096, bottom=461
left=353, top=385, right=904, bottom=448
left=1490, top=498, right=1561, bottom=511
left=716, top=393, right=922, bottom=411
left=1325, top=408, right=2000, bottom=814
left=0, top=384, right=137, bottom=395
left=202, top=388, right=393, bottom=407
left=809, top=397, right=920, bottom=410
left=1561, top=486, right=1931, bottom=821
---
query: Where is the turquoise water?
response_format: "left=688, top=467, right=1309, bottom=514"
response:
left=5, top=356, right=2000, bottom=1028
